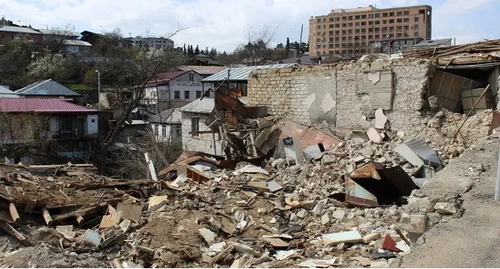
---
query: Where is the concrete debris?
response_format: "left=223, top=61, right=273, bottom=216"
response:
left=434, top=202, right=458, bottom=215
left=322, top=231, right=363, bottom=246
left=0, top=99, right=491, bottom=267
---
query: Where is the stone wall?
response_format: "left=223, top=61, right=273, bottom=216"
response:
left=248, top=59, right=435, bottom=134
left=181, top=112, right=222, bottom=155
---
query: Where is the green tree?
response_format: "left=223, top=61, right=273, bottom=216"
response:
left=0, top=38, right=38, bottom=89
left=194, top=45, right=200, bottom=55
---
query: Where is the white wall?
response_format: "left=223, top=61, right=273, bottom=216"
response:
left=181, top=112, right=222, bottom=155
left=151, top=123, right=182, bottom=143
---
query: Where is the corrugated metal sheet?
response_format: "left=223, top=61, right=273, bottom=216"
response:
left=403, top=138, right=442, bottom=168
left=0, top=98, right=97, bottom=113
left=150, top=108, right=182, bottom=123
left=201, top=64, right=296, bottom=82
left=180, top=97, right=214, bottom=114
left=0, top=26, right=41, bottom=35
left=15, top=79, right=81, bottom=97
left=178, top=65, right=227, bottom=76
left=0, top=86, right=19, bottom=98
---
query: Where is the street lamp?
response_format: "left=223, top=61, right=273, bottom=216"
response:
left=95, top=70, right=101, bottom=110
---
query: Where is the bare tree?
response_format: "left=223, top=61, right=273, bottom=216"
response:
left=234, top=25, right=278, bottom=65
left=96, top=27, right=187, bottom=150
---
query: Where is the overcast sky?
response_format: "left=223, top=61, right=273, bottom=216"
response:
left=1, top=0, right=499, bottom=52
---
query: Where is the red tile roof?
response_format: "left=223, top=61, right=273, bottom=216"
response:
left=0, top=98, right=98, bottom=113
left=146, top=71, right=189, bottom=87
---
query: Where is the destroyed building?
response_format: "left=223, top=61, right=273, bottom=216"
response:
left=0, top=39, right=499, bottom=268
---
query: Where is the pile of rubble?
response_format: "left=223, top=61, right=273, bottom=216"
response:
left=0, top=105, right=494, bottom=268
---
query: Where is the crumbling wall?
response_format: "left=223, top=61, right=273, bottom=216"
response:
left=181, top=112, right=222, bottom=155
left=248, top=59, right=435, bottom=135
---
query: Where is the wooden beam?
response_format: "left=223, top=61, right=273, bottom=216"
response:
left=0, top=220, right=33, bottom=246
left=9, top=203, right=20, bottom=224
left=42, top=207, right=53, bottom=226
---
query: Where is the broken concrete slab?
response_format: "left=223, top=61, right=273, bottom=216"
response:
left=401, top=214, right=427, bottom=234
left=367, top=128, right=383, bottom=143
left=363, top=232, right=381, bottom=243
left=116, top=203, right=142, bottom=223
left=274, top=249, right=299, bottom=260
left=321, top=231, right=362, bottom=246
left=375, top=109, right=388, bottom=129
left=56, top=225, right=76, bottom=240
left=262, top=237, right=289, bottom=248
left=198, top=228, right=217, bottom=244
left=267, top=180, right=283, bottom=192
left=303, top=143, right=325, bottom=161
left=298, top=258, right=338, bottom=268
left=233, top=164, right=270, bottom=176
left=360, top=116, right=372, bottom=129
left=148, top=195, right=168, bottom=212
left=396, top=240, right=411, bottom=253
left=434, top=202, right=457, bottom=214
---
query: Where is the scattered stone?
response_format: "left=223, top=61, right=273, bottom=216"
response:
left=375, top=108, right=388, bottom=129
left=367, top=127, right=383, bottom=143
left=434, top=202, right=457, bottom=215
left=363, top=232, right=381, bottom=243
left=331, top=210, right=346, bottom=221
left=321, top=213, right=330, bottom=225
left=313, top=203, right=325, bottom=216
left=370, top=259, right=389, bottom=268
left=426, top=212, right=442, bottom=224
left=401, top=214, right=427, bottom=234
left=297, top=209, right=307, bottom=218
left=198, top=228, right=217, bottom=244
left=361, top=146, right=374, bottom=158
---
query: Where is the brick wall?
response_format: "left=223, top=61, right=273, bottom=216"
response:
left=248, top=59, right=435, bottom=134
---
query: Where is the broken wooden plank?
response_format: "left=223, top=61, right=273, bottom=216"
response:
left=52, top=206, right=99, bottom=222
left=9, top=203, right=20, bottom=223
left=42, top=207, right=53, bottom=226
left=0, top=220, right=33, bottom=246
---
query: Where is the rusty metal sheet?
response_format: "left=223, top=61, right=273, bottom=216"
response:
left=214, top=91, right=268, bottom=119
left=345, top=177, right=379, bottom=207
left=278, top=120, right=342, bottom=150
left=349, top=162, right=382, bottom=180
left=349, top=162, right=418, bottom=206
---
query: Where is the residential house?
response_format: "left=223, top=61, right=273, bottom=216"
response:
left=39, top=28, right=79, bottom=44
left=62, top=39, right=92, bottom=55
left=149, top=108, right=182, bottom=143
left=144, top=70, right=208, bottom=110
left=178, top=65, right=227, bottom=78
left=0, top=98, right=99, bottom=162
left=0, top=86, right=19, bottom=98
left=0, top=25, right=42, bottom=44
left=180, top=97, right=221, bottom=154
left=185, top=54, right=223, bottom=66
left=201, top=64, right=296, bottom=96
left=15, top=79, right=82, bottom=102
left=128, top=36, right=174, bottom=49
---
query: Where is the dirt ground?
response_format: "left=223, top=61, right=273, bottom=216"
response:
left=395, top=135, right=500, bottom=268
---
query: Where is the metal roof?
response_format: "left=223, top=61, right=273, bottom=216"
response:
left=0, top=98, right=97, bottom=113
left=201, top=64, right=296, bottom=82
left=0, top=26, right=41, bottom=35
left=0, top=85, right=19, bottom=98
left=150, top=108, right=182, bottom=123
left=178, top=65, right=227, bottom=76
left=39, top=29, right=79, bottom=36
left=414, top=38, right=453, bottom=47
left=63, top=39, right=92, bottom=46
left=15, top=79, right=81, bottom=97
left=146, top=71, right=190, bottom=87
left=180, top=97, right=214, bottom=114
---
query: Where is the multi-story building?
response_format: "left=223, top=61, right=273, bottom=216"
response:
left=309, top=5, right=432, bottom=57
left=129, top=36, right=174, bottom=49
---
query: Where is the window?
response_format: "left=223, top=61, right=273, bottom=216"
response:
left=174, top=91, right=180, bottom=99
left=404, top=10, right=410, bottom=15
left=335, top=23, right=340, bottom=27
left=329, top=31, right=333, bottom=35
left=397, top=11, right=402, bottom=16
left=342, top=23, right=347, bottom=27
left=355, top=22, right=360, bottom=26
left=162, top=125, right=167, bottom=138
left=329, top=18, right=334, bottom=22
left=403, top=18, right=409, bottom=22
left=329, top=24, right=334, bottom=28
left=191, top=118, right=200, bottom=136
left=184, top=91, right=190, bottom=99
left=382, top=12, right=388, bottom=17
left=188, top=73, right=195, bottom=81
left=414, top=17, right=419, bottom=22
left=196, top=91, right=202, bottom=98
left=348, top=16, right=353, bottom=20
left=414, top=31, right=419, bottom=37
left=154, top=124, right=159, bottom=135
left=317, top=25, right=321, bottom=29
left=355, top=15, right=360, bottom=19
left=414, top=24, right=419, bottom=29
left=171, top=125, right=181, bottom=139
left=388, top=19, right=394, bottom=23
left=389, top=12, right=394, bottom=16
left=361, top=22, right=366, bottom=26
left=397, top=18, right=402, bottom=23
left=419, top=9, right=425, bottom=14
left=361, top=15, right=366, bottom=19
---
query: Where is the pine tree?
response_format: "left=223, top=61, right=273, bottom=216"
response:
left=194, top=45, right=200, bottom=55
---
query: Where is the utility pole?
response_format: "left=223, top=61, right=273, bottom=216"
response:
left=95, top=70, right=101, bottom=110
